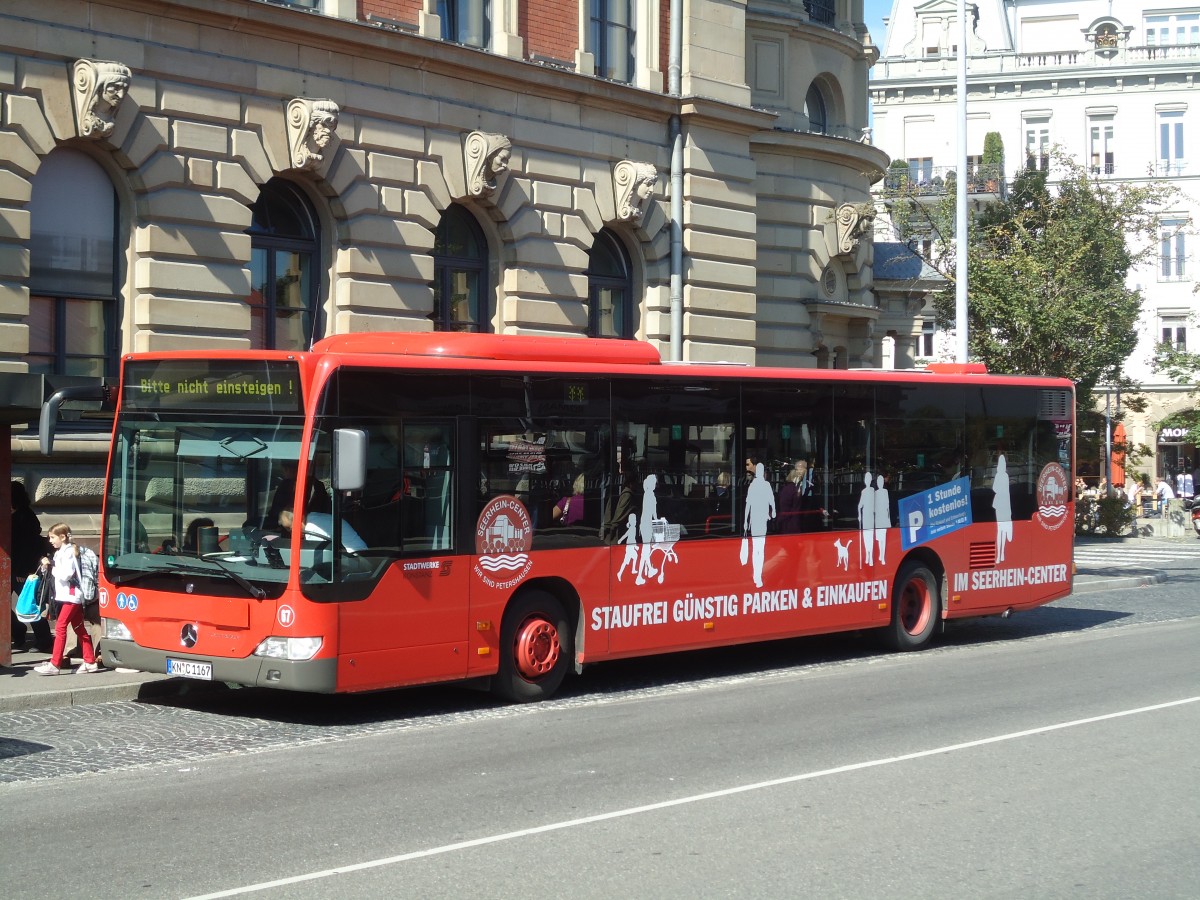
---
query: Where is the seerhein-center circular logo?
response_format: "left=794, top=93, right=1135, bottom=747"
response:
left=1036, top=462, right=1070, bottom=531
left=474, top=495, right=533, bottom=589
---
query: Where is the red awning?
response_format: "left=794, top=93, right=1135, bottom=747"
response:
left=1111, top=422, right=1127, bottom=486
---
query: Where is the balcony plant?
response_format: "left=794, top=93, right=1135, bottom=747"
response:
left=982, top=132, right=1004, bottom=192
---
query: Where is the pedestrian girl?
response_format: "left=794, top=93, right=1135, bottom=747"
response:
left=33, top=523, right=99, bottom=675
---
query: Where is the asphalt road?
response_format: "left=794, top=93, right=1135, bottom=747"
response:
left=2, top=542, right=1199, bottom=899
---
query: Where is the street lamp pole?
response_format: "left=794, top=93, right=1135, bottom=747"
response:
left=954, top=0, right=969, bottom=363
left=1104, top=389, right=1112, bottom=495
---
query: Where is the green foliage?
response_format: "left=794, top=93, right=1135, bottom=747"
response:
left=881, top=160, right=956, bottom=255
left=1075, top=495, right=1135, bottom=537
left=1151, top=406, right=1200, bottom=445
left=1152, top=313, right=1200, bottom=399
left=932, top=153, right=1176, bottom=410
left=982, top=131, right=1004, bottom=167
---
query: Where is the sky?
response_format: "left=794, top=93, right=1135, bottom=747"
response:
left=865, top=0, right=892, bottom=54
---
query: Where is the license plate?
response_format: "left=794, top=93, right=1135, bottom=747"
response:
left=166, top=658, right=213, bottom=680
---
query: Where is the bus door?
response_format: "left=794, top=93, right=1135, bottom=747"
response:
left=314, top=415, right=471, bottom=689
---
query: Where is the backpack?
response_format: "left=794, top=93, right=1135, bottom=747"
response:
left=76, top=545, right=99, bottom=605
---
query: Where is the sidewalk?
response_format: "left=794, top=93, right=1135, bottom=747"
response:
left=0, top=644, right=205, bottom=713
left=1, top=535, right=1178, bottom=712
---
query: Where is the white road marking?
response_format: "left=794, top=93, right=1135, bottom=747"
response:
left=185, top=695, right=1200, bottom=899
left=1074, top=544, right=1200, bottom=567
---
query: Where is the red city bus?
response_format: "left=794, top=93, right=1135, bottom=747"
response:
left=43, top=333, right=1075, bottom=701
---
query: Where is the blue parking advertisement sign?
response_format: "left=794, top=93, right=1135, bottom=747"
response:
left=899, top=477, right=973, bottom=550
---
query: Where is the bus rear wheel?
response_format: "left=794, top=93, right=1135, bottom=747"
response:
left=885, top=561, right=940, bottom=651
left=494, top=590, right=572, bottom=703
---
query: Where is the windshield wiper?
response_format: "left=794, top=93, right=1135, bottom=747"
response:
left=111, top=568, right=173, bottom=588
left=111, top=559, right=266, bottom=600
left=185, top=557, right=267, bottom=600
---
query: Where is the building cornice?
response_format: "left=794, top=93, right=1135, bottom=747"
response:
left=873, top=48, right=1200, bottom=95
left=752, top=130, right=890, bottom=182
left=680, top=98, right=778, bottom=135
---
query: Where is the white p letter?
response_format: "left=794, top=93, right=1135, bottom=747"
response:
left=907, top=509, right=924, bottom=543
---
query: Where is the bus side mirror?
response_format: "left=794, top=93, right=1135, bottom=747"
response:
left=40, top=385, right=112, bottom=455
left=332, top=428, right=367, bottom=492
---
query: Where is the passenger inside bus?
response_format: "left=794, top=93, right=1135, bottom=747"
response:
left=553, top=474, right=587, bottom=525
left=709, top=471, right=732, bottom=517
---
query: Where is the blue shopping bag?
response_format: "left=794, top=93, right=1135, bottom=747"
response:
left=14, top=573, right=43, bottom=623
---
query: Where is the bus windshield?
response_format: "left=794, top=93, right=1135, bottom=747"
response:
left=104, top=415, right=307, bottom=595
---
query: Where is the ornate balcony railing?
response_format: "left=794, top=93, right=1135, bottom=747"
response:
left=874, top=42, right=1200, bottom=79
left=804, top=0, right=836, bottom=28
left=882, top=163, right=1005, bottom=197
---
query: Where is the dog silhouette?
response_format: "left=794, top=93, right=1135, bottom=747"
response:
left=833, top=537, right=852, bottom=571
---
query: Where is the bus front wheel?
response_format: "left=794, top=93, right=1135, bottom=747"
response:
left=885, top=561, right=940, bottom=651
left=494, top=590, right=572, bottom=702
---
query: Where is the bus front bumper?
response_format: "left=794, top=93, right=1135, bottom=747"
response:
left=100, top=639, right=338, bottom=692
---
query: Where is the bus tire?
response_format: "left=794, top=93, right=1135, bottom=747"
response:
left=884, top=561, right=940, bottom=651
left=494, top=590, right=572, bottom=703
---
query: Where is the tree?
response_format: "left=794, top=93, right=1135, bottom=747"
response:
left=931, top=153, right=1176, bottom=410
left=981, top=131, right=1004, bottom=168
left=980, top=131, right=1004, bottom=191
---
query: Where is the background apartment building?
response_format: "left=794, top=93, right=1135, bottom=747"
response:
left=871, top=0, right=1200, bottom=484
left=0, top=0, right=895, bottom=536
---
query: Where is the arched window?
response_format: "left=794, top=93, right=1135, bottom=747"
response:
left=804, top=84, right=828, bottom=135
left=586, top=228, right=634, bottom=339
left=28, top=148, right=118, bottom=376
left=247, top=178, right=320, bottom=350
left=431, top=205, right=490, bottom=332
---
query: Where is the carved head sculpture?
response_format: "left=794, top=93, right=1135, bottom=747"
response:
left=309, top=101, right=339, bottom=150
left=489, top=144, right=511, bottom=177
left=636, top=170, right=658, bottom=201
left=614, top=160, right=659, bottom=222
left=834, top=202, right=877, bottom=255
left=72, top=59, right=132, bottom=139
left=287, top=98, right=341, bottom=170
left=465, top=131, right=513, bottom=199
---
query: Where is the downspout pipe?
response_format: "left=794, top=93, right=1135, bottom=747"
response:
left=668, top=0, right=683, bottom=361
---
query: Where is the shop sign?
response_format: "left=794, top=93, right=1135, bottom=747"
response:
left=1159, top=427, right=1191, bottom=443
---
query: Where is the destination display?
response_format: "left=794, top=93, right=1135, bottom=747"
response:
left=122, top=360, right=303, bottom=414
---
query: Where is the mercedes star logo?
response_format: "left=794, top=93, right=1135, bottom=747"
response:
left=180, top=623, right=198, bottom=648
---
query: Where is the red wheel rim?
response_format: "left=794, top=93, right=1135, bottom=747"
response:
left=514, top=615, right=561, bottom=680
left=899, top=577, right=931, bottom=635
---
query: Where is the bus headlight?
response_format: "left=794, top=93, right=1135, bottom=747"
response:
left=103, top=618, right=133, bottom=641
left=253, top=636, right=323, bottom=661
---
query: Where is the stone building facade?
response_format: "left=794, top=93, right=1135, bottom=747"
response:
left=0, top=0, right=889, bottom=535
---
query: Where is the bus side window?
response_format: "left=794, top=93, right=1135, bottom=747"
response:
left=349, top=424, right=403, bottom=552
left=613, top=377, right=738, bottom=542
left=402, top=422, right=455, bottom=552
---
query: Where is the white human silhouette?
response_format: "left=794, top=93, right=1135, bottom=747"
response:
left=636, top=474, right=659, bottom=585
left=993, top=454, right=1012, bottom=562
left=857, top=471, right=875, bottom=566
left=616, top=513, right=639, bottom=581
left=874, top=474, right=890, bottom=565
left=743, top=462, right=776, bottom=588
